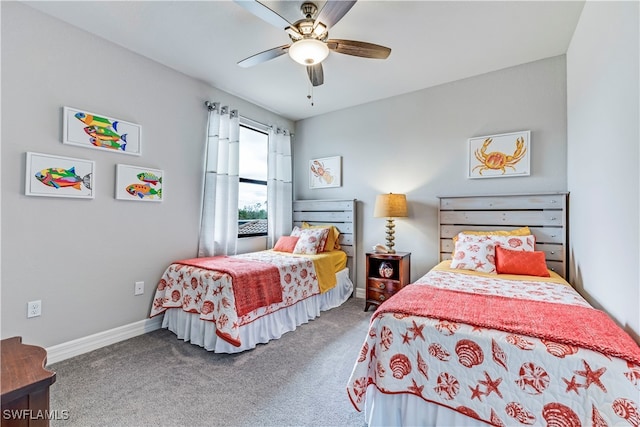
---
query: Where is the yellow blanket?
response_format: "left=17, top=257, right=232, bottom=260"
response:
left=278, top=250, right=347, bottom=293
left=434, top=260, right=571, bottom=286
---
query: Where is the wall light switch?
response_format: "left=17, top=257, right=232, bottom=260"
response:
left=134, top=281, right=144, bottom=296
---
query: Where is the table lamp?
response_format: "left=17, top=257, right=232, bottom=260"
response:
left=373, top=193, right=408, bottom=253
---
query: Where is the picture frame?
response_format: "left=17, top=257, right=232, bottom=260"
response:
left=25, top=152, right=95, bottom=199
left=115, top=164, right=163, bottom=202
left=63, top=106, right=142, bottom=156
left=309, top=156, right=342, bottom=189
left=468, top=130, right=531, bottom=179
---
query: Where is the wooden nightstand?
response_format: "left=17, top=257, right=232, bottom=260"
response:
left=365, top=252, right=411, bottom=311
left=1, top=337, right=57, bottom=427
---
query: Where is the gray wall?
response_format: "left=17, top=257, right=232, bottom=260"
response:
left=294, top=56, right=568, bottom=290
left=0, top=2, right=293, bottom=347
left=567, top=1, right=639, bottom=340
left=4, top=1, right=637, bottom=350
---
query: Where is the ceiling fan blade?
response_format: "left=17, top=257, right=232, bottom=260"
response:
left=307, top=63, right=324, bottom=87
left=314, top=1, right=356, bottom=29
left=234, top=0, right=292, bottom=29
left=326, top=39, right=391, bottom=59
left=238, top=45, right=290, bottom=68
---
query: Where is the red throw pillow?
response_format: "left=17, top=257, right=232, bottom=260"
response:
left=495, top=246, right=550, bottom=277
left=273, top=236, right=299, bottom=253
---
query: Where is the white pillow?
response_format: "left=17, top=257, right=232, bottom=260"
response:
left=291, top=227, right=329, bottom=255
left=450, top=233, right=496, bottom=274
left=490, top=235, right=535, bottom=251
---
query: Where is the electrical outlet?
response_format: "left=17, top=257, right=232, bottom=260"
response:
left=27, top=300, right=41, bottom=318
left=134, top=281, right=144, bottom=296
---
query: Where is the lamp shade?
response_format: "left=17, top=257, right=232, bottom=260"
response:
left=374, top=193, right=408, bottom=218
left=288, top=38, right=330, bottom=65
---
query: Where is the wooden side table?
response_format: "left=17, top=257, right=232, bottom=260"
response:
left=365, top=251, right=411, bottom=311
left=1, top=337, right=56, bottom=427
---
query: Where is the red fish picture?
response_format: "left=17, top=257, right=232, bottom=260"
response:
left=25, top=152, right=95, bottom=199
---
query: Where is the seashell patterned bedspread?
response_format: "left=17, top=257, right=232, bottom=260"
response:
left=347, top=266, right=640, bottom=426
left=150, top=251, right=329, bottom=347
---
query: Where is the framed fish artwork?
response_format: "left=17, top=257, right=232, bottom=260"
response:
left=25, top=152, right=95, bottom=199
left=63, top=106, right=142, bottom=156
left=115, top=164, right=163, bottom=202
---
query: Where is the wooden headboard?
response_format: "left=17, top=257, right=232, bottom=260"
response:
left=292, top=199, right=357, bottom=283
left=438, top=193, right=569, bottom=280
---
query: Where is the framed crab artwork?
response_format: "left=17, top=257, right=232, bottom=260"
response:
left=309, top=156, right=341, bottom=189
left=468, top=130, right=531, bottom=179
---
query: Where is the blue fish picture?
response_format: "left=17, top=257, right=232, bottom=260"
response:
left=63, top=107, right=142, bottom=155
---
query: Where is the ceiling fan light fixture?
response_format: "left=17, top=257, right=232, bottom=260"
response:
left=288, top=38, right=329, bottom=65
left=313, top=23, right=327, bottom=37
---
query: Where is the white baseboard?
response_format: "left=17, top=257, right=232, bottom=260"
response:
left=46, top=316, right=163, bottom=365
left=47, top=290, right=365, bottom=364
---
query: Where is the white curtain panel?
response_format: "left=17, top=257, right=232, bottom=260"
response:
left=267, top=128, right=293, bottom=247
left=198, top=102, right=240, bottom=257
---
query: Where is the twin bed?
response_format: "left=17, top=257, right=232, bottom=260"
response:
left=148, top=193, right=639, bottom=426
left=150, top=199, right=356, bottom=353
left=347, top=193, right=640, bottom=426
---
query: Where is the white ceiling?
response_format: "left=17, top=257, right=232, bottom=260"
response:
left=24, top=1, right=585, bottom=122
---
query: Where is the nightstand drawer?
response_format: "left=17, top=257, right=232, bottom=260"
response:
left=367, top=289, right=393, bottom=303
left=368, top=279, right=402, bottom=294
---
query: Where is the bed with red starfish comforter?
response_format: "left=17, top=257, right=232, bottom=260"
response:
left=347, top=261, right=640, bottom=426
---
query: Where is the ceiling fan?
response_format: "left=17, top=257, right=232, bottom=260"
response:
left=235, top=0, right=391, bottom=87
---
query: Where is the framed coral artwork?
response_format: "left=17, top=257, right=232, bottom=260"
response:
left=25, top=152, right=95, bottom=199
left=309, top=156, right=341, bottom=189
left=468, top=130, right=530, bottom=179
left=115, top=164, right=163, bottom=202
left=63, top=106, right=142, bottom=156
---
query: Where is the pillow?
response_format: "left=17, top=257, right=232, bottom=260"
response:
left=450, top=233, right=496, bottom=274
left=302, top=222, right=341, bottom=251
left=490, top=235, right=535, bottom=251
left=451, top=227, right=531, bottom=256
left=273, top=236, right=299, bottom=253
left=495, top=246, right=550, bottom=277
left=292, top=227, right=329, bottom=255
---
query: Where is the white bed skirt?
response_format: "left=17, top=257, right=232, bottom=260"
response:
left=161, top=268, right=353, bottom=353
left=364, top=385, right=487, bottom=427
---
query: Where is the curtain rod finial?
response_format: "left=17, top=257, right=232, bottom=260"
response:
left=204, top=101, right=219, bottom=111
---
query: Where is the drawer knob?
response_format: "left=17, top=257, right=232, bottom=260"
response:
left=379, top=283, right=386, bottom=290
left=378, top=295, right=386, bottom=301
left=550, top=251, right=555, bottom=254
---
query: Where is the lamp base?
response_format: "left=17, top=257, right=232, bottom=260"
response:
left=385, top=218, right=396, bottom=254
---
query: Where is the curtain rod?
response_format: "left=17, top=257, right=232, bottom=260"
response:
left=204, top=100, right=293, bottom=136
left=240, top=115, right=272, bottom=130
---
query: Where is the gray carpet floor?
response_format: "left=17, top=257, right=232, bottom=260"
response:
left=48, top=297, right=371, bottom=427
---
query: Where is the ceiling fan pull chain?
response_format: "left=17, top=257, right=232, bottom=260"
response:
left=307, top=83, right=315, bottom=106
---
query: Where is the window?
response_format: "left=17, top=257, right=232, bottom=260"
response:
left=238, top=122, right=268, bottom=237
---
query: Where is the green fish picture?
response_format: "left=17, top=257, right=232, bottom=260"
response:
left=116, top=164, right=163, bottom=202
